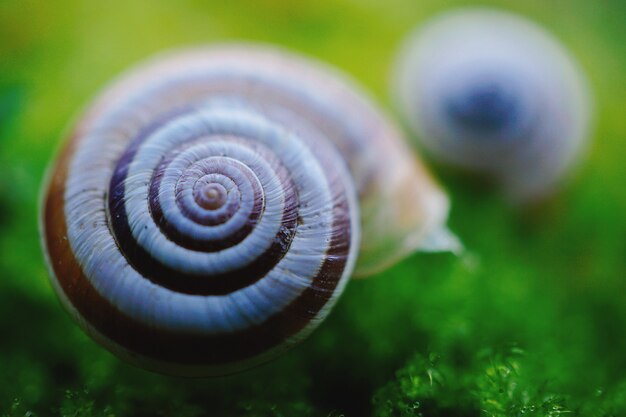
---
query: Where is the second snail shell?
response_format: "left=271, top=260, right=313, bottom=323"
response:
left=41, top=44, right=452, bottom=376
left=393, top=9, right=593, bottom=201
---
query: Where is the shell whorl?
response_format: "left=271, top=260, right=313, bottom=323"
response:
left=45, top=106, right=359, bottom=376
left=393, top=9, right=593, bottom=201
left=42, top=44, right=451, bottom=375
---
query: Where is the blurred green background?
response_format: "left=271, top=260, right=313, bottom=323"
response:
left=1, top=0, right=625, bottom=416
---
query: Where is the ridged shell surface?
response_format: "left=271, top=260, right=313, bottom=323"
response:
left=393, top=9, right=593, bottom=201
left=42, top=44, right=450, bottom=376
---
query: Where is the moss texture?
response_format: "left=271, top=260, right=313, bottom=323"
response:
left=1, top=0, right=625, bottom=415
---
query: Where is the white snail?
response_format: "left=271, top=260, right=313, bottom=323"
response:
left=40, top=44, right=454, bottom=376
left=393, top=8, right=593, bottom=201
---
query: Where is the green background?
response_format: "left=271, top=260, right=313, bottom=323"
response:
left=1, top=0, right=625, bottom=416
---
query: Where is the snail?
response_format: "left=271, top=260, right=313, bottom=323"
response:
left=392, top=8, right=593, bottom=202
left=40, top=44, right=455, bottom=376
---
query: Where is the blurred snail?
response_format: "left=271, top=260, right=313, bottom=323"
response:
left=41, top=44, right=455, bottom=376
left=393, top=8, right=593, bottom=201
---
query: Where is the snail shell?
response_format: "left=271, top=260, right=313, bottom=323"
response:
left=393, top=8, right=593, bottom=201
left=41, top=44, right=452, bottom=376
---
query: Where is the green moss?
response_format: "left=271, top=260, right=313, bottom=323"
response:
left=373, top=346, right=626, bottom=417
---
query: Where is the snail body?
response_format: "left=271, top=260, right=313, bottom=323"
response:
left=393, top=9, right=593, bottom=201
left=41, top=44, right=452, bottom=376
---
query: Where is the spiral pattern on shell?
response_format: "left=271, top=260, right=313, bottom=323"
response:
left=393, top=8, right=593, bottom=201
left=41, top=44, right=451, bottom=375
